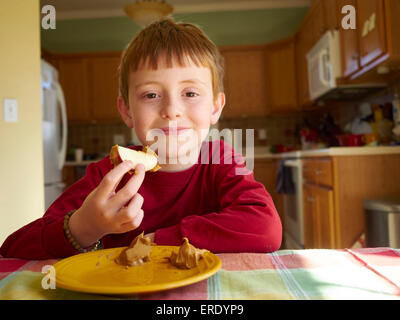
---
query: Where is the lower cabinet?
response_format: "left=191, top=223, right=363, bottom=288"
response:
left=253, top=158, right=284, bottom=234
left=303, top=183, right=335, bottom=249
left=302, top=154, right=400, bottom=249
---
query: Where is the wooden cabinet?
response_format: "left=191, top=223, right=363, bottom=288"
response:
left=220, top=45, right=268, bottom=118
left=302, top=158, right=336, bottom=249
left=295, top=16, right=314, bottom=108
left=56, top=52, right=122, bottom=123
left=87, top=55, right=121, bottom=121
left=303, top=183, right=335, bottom=249
left=302, top=154, right=400, bottom=249
left=339, top=0, right=360, bottom=77
left=339, top=0, right=400, bottom=80
left=58, top=57, right=91, bottom=122
left=253, top=158, right=284, bottom=230
left=357, top=0, right=387, bottom=68
left=265, top=37, right=299, bottom=113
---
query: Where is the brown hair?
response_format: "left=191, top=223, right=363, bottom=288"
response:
left=118, top=18, right=224, bottom=105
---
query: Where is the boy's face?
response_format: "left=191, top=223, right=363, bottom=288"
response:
left=118, top=55, right=225, bottom=171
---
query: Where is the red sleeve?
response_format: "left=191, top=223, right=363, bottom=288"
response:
left=0, top=159, right=107, bottom=259
left=155, top=141, right=282, bottom=253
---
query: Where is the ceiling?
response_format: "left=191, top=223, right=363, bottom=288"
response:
left=40, top=0, right=311, bottom=20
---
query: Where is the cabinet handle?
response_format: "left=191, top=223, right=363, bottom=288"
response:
left=315, top=169, right=322, bottom=175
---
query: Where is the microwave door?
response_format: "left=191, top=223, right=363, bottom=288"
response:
left=319, top=48, right=332, bottom=87
left=308, top=48, right=332, bottom=101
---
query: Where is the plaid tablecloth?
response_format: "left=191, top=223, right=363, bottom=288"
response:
left=1, top=247, right=399, bottom=300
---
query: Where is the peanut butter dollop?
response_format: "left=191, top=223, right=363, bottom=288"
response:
left=115, top=232, right=153, bottom=266
left=170, top=238, right=208, bottom=269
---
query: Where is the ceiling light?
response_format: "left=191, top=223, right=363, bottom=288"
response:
left=123, top=0, right=174, bottom=28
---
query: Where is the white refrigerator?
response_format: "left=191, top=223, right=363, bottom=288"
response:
left=41, top=59, right=68, bottom=211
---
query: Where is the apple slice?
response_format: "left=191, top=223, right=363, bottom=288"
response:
left=110, top=144, right=160, bottom=172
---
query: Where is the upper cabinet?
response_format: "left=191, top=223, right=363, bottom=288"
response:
left=265, top=37, right=299, bottom=113
left=87, top=54, right=121, bottom=121
left=56, top=52, right=122, bottom=123
left=340, top=0, right=400, bottom=80
left=339, top=0, right=360, bottom=77
left=220, top=39, right=299, bottom=118
left=57, top=57, right=91, bottom=122
left=357, top=0, right=387, bottom=68
left=220, top=45, right=268, bottom=119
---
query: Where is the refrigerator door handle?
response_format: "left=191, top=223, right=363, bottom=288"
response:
left=56, top=82, right=68, bottom=170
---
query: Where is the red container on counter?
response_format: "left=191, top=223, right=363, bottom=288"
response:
left=336, top=134, right=363, bottom=146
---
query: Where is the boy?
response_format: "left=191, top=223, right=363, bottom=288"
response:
left=0, top=19, right=281, bottom=259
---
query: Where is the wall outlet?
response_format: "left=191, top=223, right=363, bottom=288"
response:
left=258, top=128, right=267, bottom=140
left=3, top=98, right=18, bottom=122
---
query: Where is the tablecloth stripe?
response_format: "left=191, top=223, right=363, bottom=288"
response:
left=270, top=252, right=310, bottom=300
left=207, top=271, right=221, bottom=300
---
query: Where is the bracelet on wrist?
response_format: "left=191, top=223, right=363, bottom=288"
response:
left=63, top=210, right=101, bottom=253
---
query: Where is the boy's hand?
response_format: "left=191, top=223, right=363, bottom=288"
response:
left=68, top=161, right=146, bottom=248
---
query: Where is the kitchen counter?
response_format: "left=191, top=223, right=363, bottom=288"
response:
left=249, top=145, right=400, bottom=159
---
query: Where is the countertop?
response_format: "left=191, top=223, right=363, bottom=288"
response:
left=249, top=145, right=400, bottom=159
left=63, top=146, right=400, bottom=166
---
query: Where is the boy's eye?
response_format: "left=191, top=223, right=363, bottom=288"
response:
left=144, top=93, right=158, bottom=99
left=184, top=92, right=199, bottom=98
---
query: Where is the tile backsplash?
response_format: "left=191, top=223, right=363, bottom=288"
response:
left=218, top=114, right=303, bottom=148
left=67, top=122, right=132, bottom=158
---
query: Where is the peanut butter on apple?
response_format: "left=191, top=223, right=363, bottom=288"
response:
left=115, top=232, right=154, bottom=266
left=170, top=238, right=208, bottom=269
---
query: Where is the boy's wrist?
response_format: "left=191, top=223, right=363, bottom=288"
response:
left=68, top=209, right=101, bottom=249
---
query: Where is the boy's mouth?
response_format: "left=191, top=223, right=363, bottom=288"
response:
left=160, top=127, right=190, bottom=135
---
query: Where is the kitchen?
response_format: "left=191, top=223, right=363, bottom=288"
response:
left=1, top=0, right=400, bottom=300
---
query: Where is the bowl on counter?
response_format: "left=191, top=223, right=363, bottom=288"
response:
left=336, top=134, right=363, bottom=147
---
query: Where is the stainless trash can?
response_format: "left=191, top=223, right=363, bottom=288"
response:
left=364, top=198, right=400, bottom=248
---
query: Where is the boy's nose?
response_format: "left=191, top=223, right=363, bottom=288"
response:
left=160, top=96, right=183, bottom=120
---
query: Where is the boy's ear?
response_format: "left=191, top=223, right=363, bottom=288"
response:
left=210, top=92, right=225, bottom=125
left=117, top=96, right=133, bottom=128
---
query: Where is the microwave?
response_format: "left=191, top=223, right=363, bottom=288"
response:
left=306, top=30, right=386, bottom=102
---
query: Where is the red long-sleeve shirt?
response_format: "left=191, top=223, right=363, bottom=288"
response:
left=0, top=140, right=282, bottom=259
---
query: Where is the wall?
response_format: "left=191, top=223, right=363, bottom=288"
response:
left=0, top=0, right=43, bottom=244
left=41, top=7, right=309, bottom=53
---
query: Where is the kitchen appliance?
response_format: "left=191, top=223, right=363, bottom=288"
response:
left=306, top=30, right=386, bottom=102
left=282, top=158, right=304, bottom=249
left=41, top=59, right=68, bottom=210
left=364, top=198, right=400, bottom=248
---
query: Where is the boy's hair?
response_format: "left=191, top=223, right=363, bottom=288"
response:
left=118, top=18, right=224, bottom=105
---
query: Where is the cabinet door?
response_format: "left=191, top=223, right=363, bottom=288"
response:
left=339, top=0, right=361, bottom=77
left=295, top=16, right=314, bottom=108
left=265, top=38, right=299, bottom=113
left=315, top=186, right=335, bottom=248
left=88, top=55, right=121, bottom=121
left=303, top=183, right=317, bottom=248
left=303, top=183, right=335, bottom=249
left=253, top=159, right=284, bottom=223
left=357, top=0, right=387, bottom=67
left=57, top=58, right=91, bottom=121
left=221, top=47, right=267, bottom=118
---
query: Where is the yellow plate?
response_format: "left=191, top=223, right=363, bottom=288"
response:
left=53, top=245, right=221, bottom=295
